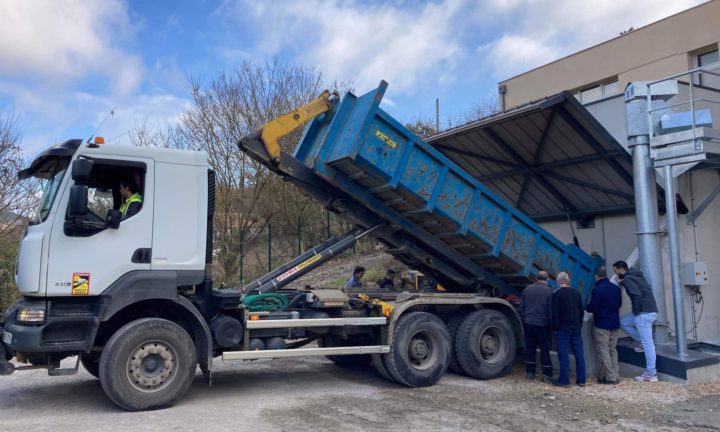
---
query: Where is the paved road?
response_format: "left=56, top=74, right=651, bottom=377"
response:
left=1, top=356, right=717, bottom=431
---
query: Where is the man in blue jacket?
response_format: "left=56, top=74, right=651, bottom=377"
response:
left=586, top=267, right=622, bottom=384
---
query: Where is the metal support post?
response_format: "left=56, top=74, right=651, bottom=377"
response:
left=326, top=210, right=331, bottom=239
left=239, top=229, right=245, bottom=284
left=297, top=216, right=302, bottom=256
left=627, top=135, right=669, bottom=344
left=663, top=165, right=688, bottom=356
left=626, top=87, right=671, bottom=344
left=267, top=222, right=272, bottom=272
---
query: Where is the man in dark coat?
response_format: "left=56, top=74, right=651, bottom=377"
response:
left=519, top=270, right=553, bottom=381
left=551, top=271, right=586, bottom=387
left=613, top=260, right=659, bottom=382
left=586, top=267, right=622, bottom=384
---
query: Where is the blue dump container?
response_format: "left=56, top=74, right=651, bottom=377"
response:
left=295, top=81, right=602, bottom=300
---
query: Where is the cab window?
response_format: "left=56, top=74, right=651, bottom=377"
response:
left=64, top=160, right=146, bottom=237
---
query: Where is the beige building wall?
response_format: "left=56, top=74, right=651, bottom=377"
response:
left=499, top=0, right=720, bottom=109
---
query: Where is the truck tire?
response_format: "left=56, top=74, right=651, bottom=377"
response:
left=384, top=312, right=450, bottom=387
left=319, top=335, right=373, bottom=368
left=99, top=318, right=197, bottom=411
left=455, top=309, right=515, bottom=380
left=80, top=353, right=101, bottom=379
left=445, top=313, right=466, bottom=375
left=371, top=353, right=394, bottom=382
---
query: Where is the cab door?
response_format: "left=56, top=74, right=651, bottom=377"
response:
left=45, top=157, right=154, bottom=297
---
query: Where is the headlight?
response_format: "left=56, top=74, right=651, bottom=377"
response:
left=17, top=308, right=45, bottom=323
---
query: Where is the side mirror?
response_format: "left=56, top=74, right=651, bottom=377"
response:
left=105, top=209, right=121, bottom=229
left=68, top=185, right=88, bottom=217
left=71, top=159, right=94, bottom=181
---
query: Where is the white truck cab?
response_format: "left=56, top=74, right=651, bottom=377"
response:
left=16, top=139, right=210, bottom=297
left=2, top=139, right=218, bottom=410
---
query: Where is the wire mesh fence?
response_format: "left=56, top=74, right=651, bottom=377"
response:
left=225, top=210, right=377, bottom=286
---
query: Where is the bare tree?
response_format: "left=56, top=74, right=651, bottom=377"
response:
left=0, top=108, right=35, bottom=310
left=405, top=117, right=439, bottom=139
left=464, top=94, right=500, bottom=122
left=0, top=109, right=35, bottom=244
left=128, top=118, right=174, bottom=148
left=173, top=59, right=333, bottom=282
left=407, top=94, right=500, bottom=138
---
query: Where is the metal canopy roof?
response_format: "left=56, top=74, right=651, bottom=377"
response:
left=427, top=91, right=635, bottom=222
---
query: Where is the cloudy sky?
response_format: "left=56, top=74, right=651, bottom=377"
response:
left=0, top=0, right=707, bottom=155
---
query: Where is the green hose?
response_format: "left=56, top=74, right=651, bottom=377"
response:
left=243, top=293, right=289, bottom=311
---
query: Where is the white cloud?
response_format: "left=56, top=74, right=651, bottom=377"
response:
left=102, top=94, right=192, bottom=144
left=0, top=1, right=184, bottom=155
left=0, top=79, right=189, bottom=154
left=215, top=47, right=254, bottom=64
left=218, top=0, right=708, bottom=96
left=478, top=34, right=561, bottom=80
left=217, top=0, right=466, bottom=93
left=475, top=0, right=708, bottom=80
left=0, top=0, right=144, bottom=95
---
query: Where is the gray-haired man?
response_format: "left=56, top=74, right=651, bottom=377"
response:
left=519, top=270, right=554, bottom=381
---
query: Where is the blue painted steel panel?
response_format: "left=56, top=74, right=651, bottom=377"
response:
left=294, top=81, right=602, bottom=300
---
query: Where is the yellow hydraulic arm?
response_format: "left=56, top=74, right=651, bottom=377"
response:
left=259, top=90, right=338, bottom=163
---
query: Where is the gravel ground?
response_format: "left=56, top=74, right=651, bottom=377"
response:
left=1, top=356, right=718, bottom=432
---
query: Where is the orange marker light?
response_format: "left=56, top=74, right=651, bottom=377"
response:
left=94, top=136, right=105, bottom=145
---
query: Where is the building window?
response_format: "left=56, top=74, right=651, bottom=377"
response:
left=573, top=80, right=621, bottom=104
left=697, top=49, right=719, bottom=88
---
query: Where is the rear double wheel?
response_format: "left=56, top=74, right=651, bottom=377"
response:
left=455, top=309, right=516, bottom=379
left=99, top=318, right=197, bottom=411
left=371, top=353, right=394, bottom=382
left=445, top=313, right=467, bottom=374
left=384, top=312, right=450, bottom=387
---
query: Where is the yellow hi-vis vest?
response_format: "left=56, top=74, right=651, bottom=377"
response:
left=120, top=192, right=142, bottom=215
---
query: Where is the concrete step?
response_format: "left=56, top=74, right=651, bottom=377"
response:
left=617, top=338, right=720, bottom=384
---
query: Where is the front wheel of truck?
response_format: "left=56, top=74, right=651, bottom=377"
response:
left=80, top=353, right=101, bottom=379
left=99, top=318, right=197, bottom=411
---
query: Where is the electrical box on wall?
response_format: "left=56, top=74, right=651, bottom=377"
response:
left=681, top=262, right=709, bottom=286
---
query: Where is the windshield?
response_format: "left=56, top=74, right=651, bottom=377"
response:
left=34, top=158, right=70, bottom=224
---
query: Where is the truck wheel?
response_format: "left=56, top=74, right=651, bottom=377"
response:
left=384, top=312, right=450, bottom=387
left=319, top=335, right=373, bottom=368
left=446, top=313, right=466, bottom=374
left=80, top=353, right=101, bottom=379
left=99, top=318, right=197, bottom=411
left=371, top=353, right=394, bottom=382
left=455, top=309, right=516, bottom=380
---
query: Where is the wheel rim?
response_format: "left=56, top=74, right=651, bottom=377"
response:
left=126, top=340, right=179, bottom=393
left=406, top=330, right=439, bottom=371
left=477, top=326, right=505, bottom=365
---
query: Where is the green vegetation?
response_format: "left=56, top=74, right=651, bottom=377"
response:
left=0, top=242, right=19, bottom=313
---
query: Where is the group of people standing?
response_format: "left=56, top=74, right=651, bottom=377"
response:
left=520, top=261, right=660, bottom=387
